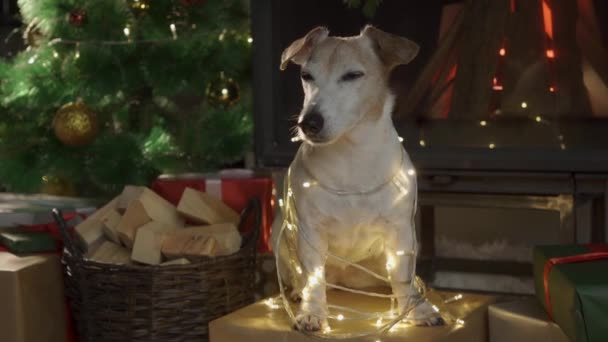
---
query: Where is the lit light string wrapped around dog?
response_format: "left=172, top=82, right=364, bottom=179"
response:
left=273, top=149, right=465, bottom=340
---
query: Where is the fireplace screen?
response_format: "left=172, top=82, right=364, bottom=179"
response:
left=394, top=0, right=608, bottom=170
left=252, top=0, right=608, bottom=171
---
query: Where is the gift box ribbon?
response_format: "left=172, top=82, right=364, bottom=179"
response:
left=543, top=244, right=608, bottom=321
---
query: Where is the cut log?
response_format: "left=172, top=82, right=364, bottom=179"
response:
left=131, top=221, right=177, bottom=265
left=87, top=241, right=131, bottom=265
left=160, top=258, right=191, bottom=266
left=177, top=188, right=240, bottom=225
left=397, top=6, right=465, bottom=120
left=117, top=185, right=145, bottom=213
left=116, top=188, right=184, bottom=248
left=100, top=209, right=122, bottom=244
left=74, top=197, right=119, bottom=252
left=162, top=223, right=241, bottom=259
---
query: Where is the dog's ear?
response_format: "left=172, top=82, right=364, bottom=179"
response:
left=280, top=26, right=329, bottom=71
left=361, top=25, right=419, bottom=70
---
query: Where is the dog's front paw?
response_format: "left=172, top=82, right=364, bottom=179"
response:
left=405, top=301, right=445, bottom=327
left=408, top=315, right=445, bottom=327
left=294, top=313, right=323, bottom=332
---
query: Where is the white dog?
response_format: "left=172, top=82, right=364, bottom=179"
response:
left=273, top=26, right=443, bottom=332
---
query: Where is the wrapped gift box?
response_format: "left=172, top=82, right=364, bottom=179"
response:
left=210, top=290, right=497, bottom=342
left=0, top=192, right=97, bottom=227
left=151, top=170, right=275, bottom=252
left=0, top=252, right=68, bottom=342
left=489, top=298, right=569, bottom=342
left=533, top=244, right=608, bottom=342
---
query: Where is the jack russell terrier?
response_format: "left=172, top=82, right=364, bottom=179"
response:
left=273, top=25, right=444, bottom=332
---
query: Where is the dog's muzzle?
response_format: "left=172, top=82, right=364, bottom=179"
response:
left=298, top=111, right=324, bottom=137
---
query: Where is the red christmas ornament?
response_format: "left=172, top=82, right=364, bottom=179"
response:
left=181, top=0, right=206, bottom=6
left=69, top=9, right=87, bottom=27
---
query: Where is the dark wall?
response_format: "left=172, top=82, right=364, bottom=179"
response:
left=0, top=0, right=24, bottom=58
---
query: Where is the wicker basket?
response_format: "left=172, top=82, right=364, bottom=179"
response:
left=52, top=198, right=261, bottom=342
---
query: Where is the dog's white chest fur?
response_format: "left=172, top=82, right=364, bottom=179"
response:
left=285, top=144, right=417, bottom=287
left=289, top=150, right=416, bottom=263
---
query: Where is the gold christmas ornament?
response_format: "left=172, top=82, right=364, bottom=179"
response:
left=206, top=72, right=240, bottom=107
left=53, top=99, right=99, bottom=147
left=130, top=0, right=150, bottom=14
left=40, top=175, right=77, bottom=197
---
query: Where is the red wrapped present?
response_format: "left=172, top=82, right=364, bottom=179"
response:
left=151, top=170, right=276, bottom=253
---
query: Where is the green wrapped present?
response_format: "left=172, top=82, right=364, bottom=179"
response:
left=533, top=244, right=608, bottom=342
left=0, top=231, right=58, bottom=254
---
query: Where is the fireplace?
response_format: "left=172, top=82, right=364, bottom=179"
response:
left=252, top=0, right=608, bottom=293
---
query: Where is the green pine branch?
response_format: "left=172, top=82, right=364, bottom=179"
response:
left=0, top=0, right=253, bottom=196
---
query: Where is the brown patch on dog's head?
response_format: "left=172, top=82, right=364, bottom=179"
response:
left=280, top=26, right=329, bottom=71
left=361, top=25, right=419, bottom=71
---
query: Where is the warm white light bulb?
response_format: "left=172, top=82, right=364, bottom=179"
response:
left=386, top=255, right=395, bottom=271
left=398, top=136, right=404, bottom=142
left=123, top=27, right=130, bottom=37
left=337, top=314, right=344, bottom=321
left=296, top=266, right=303, bottom=274
left=291, top=136, right=301, bottom=142
left=419, top=140, right=426, bottom=147
left=302, top=181, right=311, bottom=188
left=535, top=116, right=542, bottom=122
left=407, top=169, right=415, bottom=176
left=247, top=37, right=253, bottom=44
left=521, top=102, right=528, bottom=109
left=278, top=198, right=284, bottom=207
left=480, top=120, right=487, bottom=126
left=375, top=318, right=383, bottom=327
left=170, top=23, right=177, bottom=40
left=396, top=250, right=405, bottom=256
left=489, top=143, right=495, bottom=149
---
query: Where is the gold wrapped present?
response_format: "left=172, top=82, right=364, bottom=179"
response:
left=210, top=290, right=497, bottom=342
left=489, top=299, right=569, bottom=342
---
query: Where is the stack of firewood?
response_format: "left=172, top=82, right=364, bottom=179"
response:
left=74, top=187, right=242, bottom=266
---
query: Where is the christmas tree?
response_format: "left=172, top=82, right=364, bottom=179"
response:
left=0, top=0, right=252, bottom=197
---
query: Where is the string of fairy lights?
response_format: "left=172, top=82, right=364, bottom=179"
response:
left=273, top=137, right=466, bottom=340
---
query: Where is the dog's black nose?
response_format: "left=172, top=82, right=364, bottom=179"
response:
left=299, top=111, right=324, bottom=136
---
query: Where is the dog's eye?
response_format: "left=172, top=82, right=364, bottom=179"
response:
left=340, top=71, right=364, bottom=82
left=301, top=71, right=314, bottom=82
